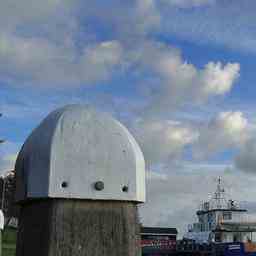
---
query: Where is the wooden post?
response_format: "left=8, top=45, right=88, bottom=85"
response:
left=15, top=105, right=145, bottom=256
left=16, top=200, right=140, bottom=256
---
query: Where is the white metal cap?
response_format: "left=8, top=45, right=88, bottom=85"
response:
left=15, top=105, right=145, bottom=203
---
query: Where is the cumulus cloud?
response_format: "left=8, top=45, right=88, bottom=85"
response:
left=158, top=1, right=256, bottom=53
left=135, top=0, right=161, bottom=32
left=140, top=171, right=203, bottom=231
left=123, top=109, right=247, bottom=169
left=133, top=119, right=197, bottom=166
left=194, top=111, right=248, bottom=159
left=136, top=42, right=240, bottom=112
left=0, top=0, right=240, bottom=95
left=0, top=34, right=123, bottom=85
left=162, top=0, right=215, bottom=8
left=0, top=0, right=129, bottom=86
left=0, top=141, right=18, bottom=174
left=0, top=0, right=64, bottom=29
left=0, top=0, right=79, bottom=29
left=0, top=154, right=17, bottom=173
left=134, top=1, right=256, bottom=55
left=200, top=62, right=240, bottom=95
left=0, top=31, right=240, bottom=109
left=235, top=139, right=256, bottom=173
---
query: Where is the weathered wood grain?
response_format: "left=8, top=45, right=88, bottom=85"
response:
left=16, top=199, right=141, bottom=256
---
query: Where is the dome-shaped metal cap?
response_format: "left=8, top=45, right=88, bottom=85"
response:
left=15, top=105, right=145, bottom=203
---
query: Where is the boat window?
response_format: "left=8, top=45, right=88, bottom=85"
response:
left=207, top=212, right=213, bottom=222
left=223, top=212, right=232, bottom=220
left=215, top=233, right=221, bottom=242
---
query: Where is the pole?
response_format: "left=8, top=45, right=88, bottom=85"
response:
left=1, top=178, right=5, bottom=211
left=16, top=200, right=140, bottom=256
left=0, top=113, right=5, bottom=214
left=0, top=113, right=4, bottom=256
left=0, top=210, right=3, bottom=256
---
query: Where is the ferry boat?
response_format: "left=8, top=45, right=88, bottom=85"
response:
left=184, top=178, right=256, bottom=255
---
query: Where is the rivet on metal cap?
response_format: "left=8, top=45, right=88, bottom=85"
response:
left=61, top=181, right=68, bottom=188
left=122, top=185, right=129, bottom=192
left=94, top=181, right=104, bottom=191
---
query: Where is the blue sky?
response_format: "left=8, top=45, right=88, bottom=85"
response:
left=1, top=0, right=256, bottom=234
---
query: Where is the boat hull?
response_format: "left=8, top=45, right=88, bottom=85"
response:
left=214, top=242, right=256, bottom=256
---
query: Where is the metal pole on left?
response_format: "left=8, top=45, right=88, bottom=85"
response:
left=0, top=113, right=4, bottom=256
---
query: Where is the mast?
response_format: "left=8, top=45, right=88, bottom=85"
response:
left=212, top=177, right=226, bottom=209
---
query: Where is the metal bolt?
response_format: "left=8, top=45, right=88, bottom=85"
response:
left=94, top=181, right=104, bottom=191
left=122, top=185, right=129, bottom=192
left=61, top=181, right=68, bottom=188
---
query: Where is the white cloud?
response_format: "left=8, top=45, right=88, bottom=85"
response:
left=200, top=62, right=240, bottom=96
left=0, top=0, right=74, bottom=30
left=146, top=170, right=168, bottom=180
left=128, top=106, right=246, bottom=170
left=0, top=154, right=17, bottom=173
left=235, top=139, right=256, bottom=173
left=158, top=1, right=256, bottom=53
left=0, top=141, right=19, bottom=174
left=135, top=0, right=161, bottom=32
left=133, top=119, right=197, bottom=166
left=0, top=33, right=123, bottom=85
left=194, top=111, right=248, bottom=159
left=134, top=41, right=240, bottom=113
left=162, top=0, right=215, bottom=8
left=0, top=0, right=241, bottom=94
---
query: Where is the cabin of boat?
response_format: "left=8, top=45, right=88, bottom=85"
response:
left=184, top=178, right=256, bottom=244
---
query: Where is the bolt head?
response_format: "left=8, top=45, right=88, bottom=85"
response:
left=122, top=185, right=129, bottom=192
left=61, top=181, right=68, bottom=188
left=94, top=181, right=104, bottom=191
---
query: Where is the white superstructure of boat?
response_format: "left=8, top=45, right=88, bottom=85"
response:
left=184, top=178, right=256, bottom=244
